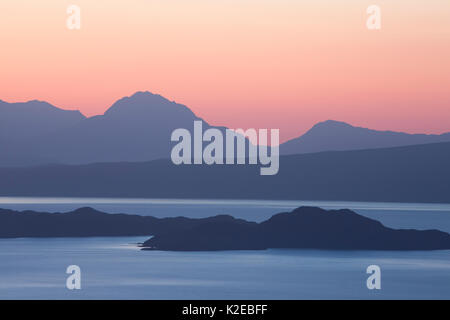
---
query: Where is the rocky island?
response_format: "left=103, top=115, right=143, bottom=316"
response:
left=1, top=206, right=449, bottom=251
left=142, top=206, right=450, bottom=251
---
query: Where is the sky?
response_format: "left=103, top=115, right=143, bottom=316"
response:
left=0, top=0, right=449, bottom=142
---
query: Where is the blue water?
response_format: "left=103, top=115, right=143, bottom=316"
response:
left=0, top=198, right=450, bottom=299
left=1, top=197, right=450, bottom=232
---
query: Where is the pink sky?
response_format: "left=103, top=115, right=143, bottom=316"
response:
left=1, top=0, right=449, bottom=142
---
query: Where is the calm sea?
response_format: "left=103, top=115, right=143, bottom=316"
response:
left=0, top=197, right=449, bottom=299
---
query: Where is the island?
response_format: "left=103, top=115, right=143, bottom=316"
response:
left=1, top=206, right=449, bottom=251
left=142, top=206, right=450, bottom=251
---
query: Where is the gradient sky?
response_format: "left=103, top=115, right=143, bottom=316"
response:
left=1, top=0, right=449, bottom=142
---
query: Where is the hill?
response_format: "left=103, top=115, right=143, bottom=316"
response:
left=1, top=141, right=449, bottom=203
left=143, top=206, right=450, bottom=251
left=280, top=120, right=450, bottom=155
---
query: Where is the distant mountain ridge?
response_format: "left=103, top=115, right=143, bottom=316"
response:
left=0, top=99, right=86, bottom=166
left=1, top=92, right=450, bottom=166
left=0, top=92, right=223, bottom=166
left=280, top=120, right=450, bottom=155
left=1, top=141, right=450, bottom=203
left=25, top=91, right=213, bottom=165
left=0, top=99, right=85, bottom=142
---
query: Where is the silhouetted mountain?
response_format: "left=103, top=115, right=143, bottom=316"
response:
left=143, top=206, right=450, bottom=251
left=280, top=120, right=450, bottom=155
left=0, top=92, right=238, bottom=166
left=0, top=100, right=85, bottom=166
left=2, top=93, right=450, bottom=167
left=0, top=206, right=249, bottom=238
left=1, top=141, right=449, bottom=203
left=0, top=99, right=85, bottom=141
left=2, top=206, right=449, bottom=251
left=25, top=91, right=221, bottom=164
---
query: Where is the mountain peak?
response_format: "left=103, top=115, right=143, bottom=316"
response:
left=0, top=99, right=84, bottom=117
left=25, top=100, right=60, bottom=110
left=0, top=99, right=86, bottom=124
left=28, top=99, right=49, bottom=104
left=120, top=90, right=171, bottom=102
left=125, top=91, right=169, bottom=103
left=104, top=91, right=190, bottom=118
left=298, top=120, right=357, bottom=139
left=310, top=120, right=353, bottom=130
left=280, top=119, right=450, bottom=156
left=130, top=90, right=162, bottom=98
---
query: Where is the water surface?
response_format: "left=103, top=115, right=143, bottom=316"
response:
left=0, top=197, right=449, bottom=299
left=0, top=237, right=449, bottom=299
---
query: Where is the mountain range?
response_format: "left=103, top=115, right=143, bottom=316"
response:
left=1, top=91, right=450, bottom=166
left=1, top=92, right=221, bottom=166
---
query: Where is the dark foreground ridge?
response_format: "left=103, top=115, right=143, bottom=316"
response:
left=143, top=206, right=450, bottom=251
left=1, top=206, right=449, bottom=251
left=0, top=207, right=244, bottom=238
